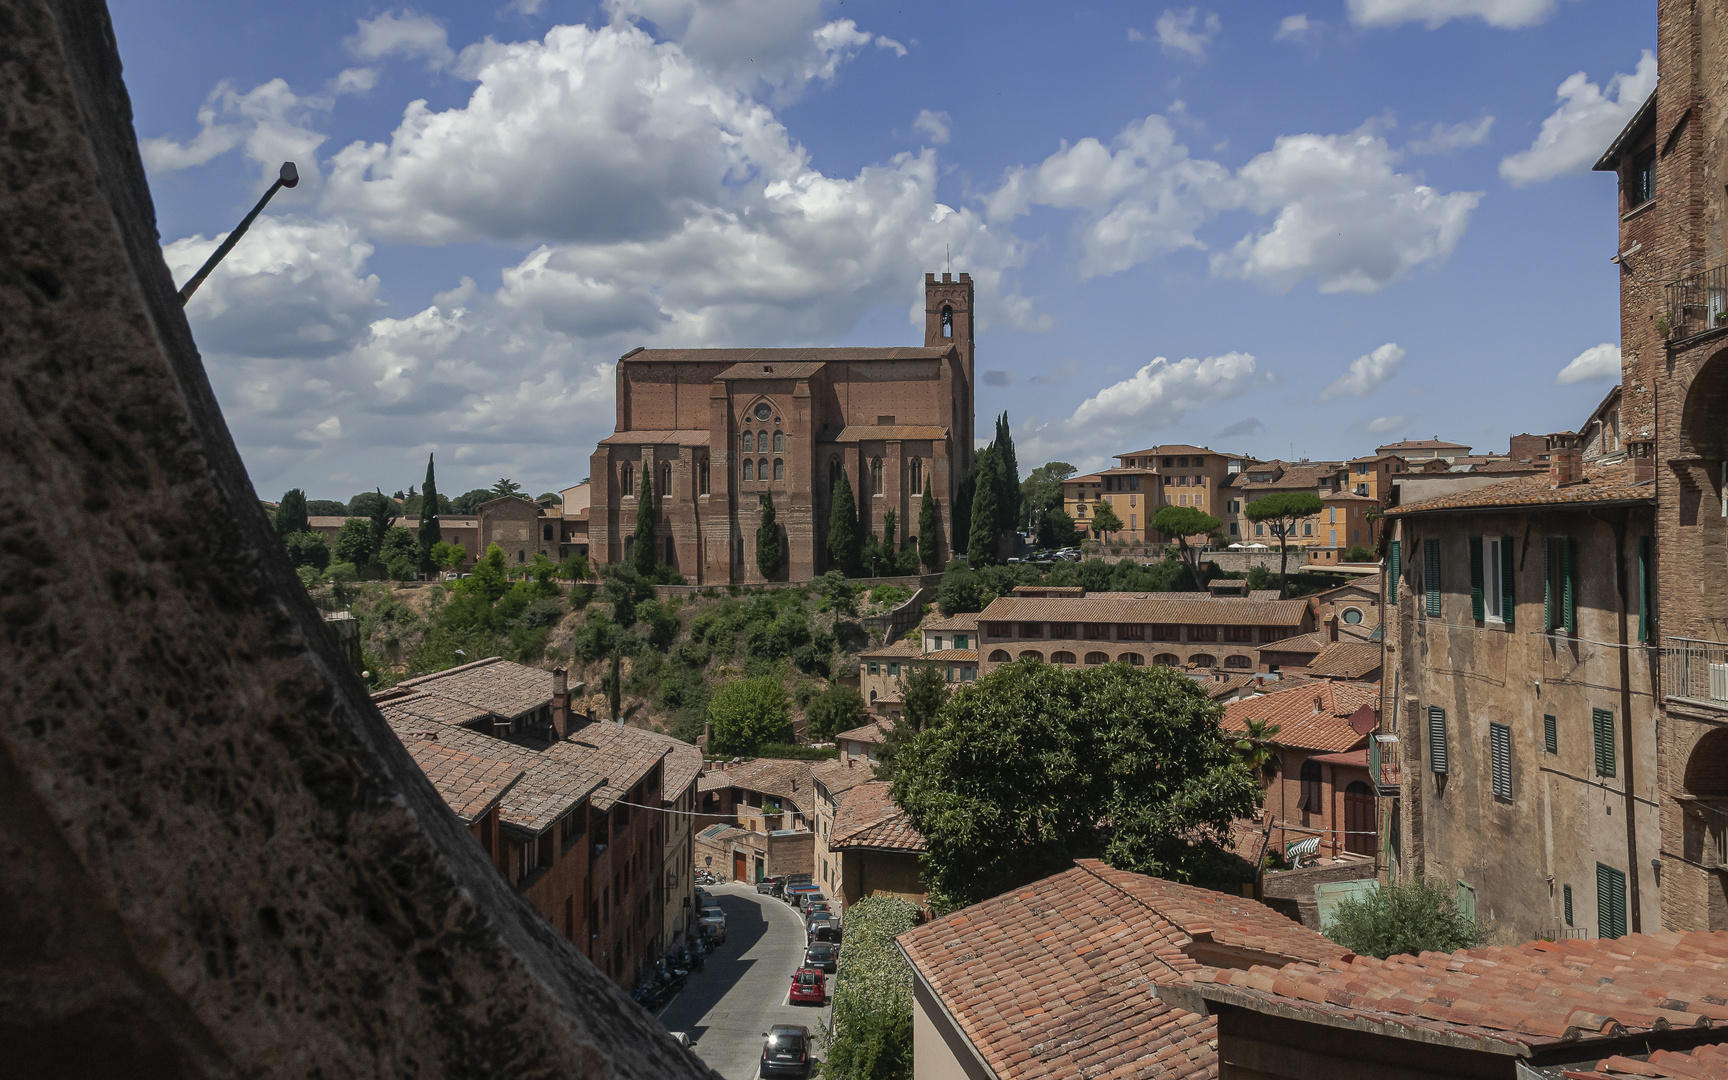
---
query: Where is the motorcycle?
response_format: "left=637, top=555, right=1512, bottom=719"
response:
left=633, top=982, right=667, bottom=1011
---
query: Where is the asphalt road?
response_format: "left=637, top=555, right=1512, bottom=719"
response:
left=659, top=882, right=832, bottom=1079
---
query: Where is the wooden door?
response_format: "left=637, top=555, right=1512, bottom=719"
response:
left=1343, top=782, right=1376, bottom=857
left=733, top=850, right=747, bottom=882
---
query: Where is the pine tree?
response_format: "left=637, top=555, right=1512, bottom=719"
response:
left=919, top=478, right=939, bottom=571
left=273, top=489, right=309, bottom=538
left=416, top=453, right=441, bottom=571
left=632, top=461, right=656, bottom=576
left=756, top=492, right=782, bottom=580
left=827, top=471, right=860, bottom=576
left=968, top=449, right=1002, bottom=566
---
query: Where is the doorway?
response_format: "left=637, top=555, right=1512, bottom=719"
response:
left=1344, top=781, right=1376, bottom=857
left=733, top=850, right=747, bottom=882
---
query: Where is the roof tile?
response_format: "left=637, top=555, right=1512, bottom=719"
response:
left=1387, top=461, right=1654, bottom=516
left=1220, top=681, right=1378, bottom=752
left=978, top=595, right=1311, bottom=627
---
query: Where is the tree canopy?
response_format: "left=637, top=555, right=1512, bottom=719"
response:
left=1021, top=461, right=1075, bottom=534
left=875, top=663, right=947, bottom=783
left=918, top=478, right=939, bottom=572
left=273, top=489, right=309, bottom=538
left=632, top=462, right=656, bottom=576
left=893, top=659, right=1257, bottom=911
left=417, top=453, right=442, bottom=571
left=805, top=685, right=865, bottom=741
left=332, top=518, right=376, bottom=569
left=490, top=478, right=522, bottom=497
left=756, top=492, right=782, bottom=580
left=1243, top=491, right=1324, bottom=598
left=707, top=676, right=791, bottom=755
left=828, top=471, right=861, bottom=576
left=967, top=447, right=1003, bottom=566
left=1151, top=504, right=1222, bottom=589
left=450, top=489, right=494, bottom=515
left=1087, top=499, right=1123, bottom=538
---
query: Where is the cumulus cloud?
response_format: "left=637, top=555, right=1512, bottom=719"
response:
left=913, top=109, right=953, bottom=145
left=1317, top=342, right=1405, bottom=402
left=1555, top=342, right=1620, bottom=385
left=1275, top=13, right=1316, bottom=41
left=1213, top=129, right=1481, bottom=293
left=1500, top=51, right=1656, bottom=186
left=1366, top=414, right=1407, bottom=434
left=1347, top=0, right=1567, bottom=29
left=1218, top=416, right=1265, bottom=438
left=1408, top=116, right=1493, bottom=154
left=1155, top=8, right=1221, bottom=57
left=140, top=79, right=329, bottom=191
left=345, top=10, right=456, bottom=69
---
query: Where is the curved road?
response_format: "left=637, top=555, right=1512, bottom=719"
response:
left=660, top=882, right=832, bottom=1079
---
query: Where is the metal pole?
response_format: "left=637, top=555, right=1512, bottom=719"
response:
left=178, top=162, right=298, bottom=305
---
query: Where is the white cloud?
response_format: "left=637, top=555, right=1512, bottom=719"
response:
left=1275, top=13, right=1315, bottom=41
left=345, top=11, right=455, bottom=69
left=1213, top=129, right=1481, bottom=293
left=1346, top=0, right=1567, bottom=29
left=1317, top=342, right=1405, bottom=402
left=1500, top=51, right=1656, bottom=186
left=333, top=67, right=380, bottom=95
left=140, top=79, right=329, bottom=192
left=1366, top=415, right=1407, bottom=434
left=1218, top=416, right=1265, bottom=438
left=1127, top=27, right=1147, bottom=42
left=1155, top=8, right=1221, bottom=58
left=913, top=109, right=953, bottom=145
left=1555, top=342, right=1620, bottom=385
left=1408, top=116, right=1493, bottom=154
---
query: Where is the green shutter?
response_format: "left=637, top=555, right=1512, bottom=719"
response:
left=1428, top=706, right=1448, bottom=774
left=1425, top=539, right=1442, bottom=617
left=1500, top=535, right=1516, bottom=629
left=1638, top=535, right=1652, bottom=642
left=1389, top=539, right=1401, bottom=604
left=1490, top=722, right=1512, bottom=800
left=1592, top=708, right=1616, bottom=777
left=1563, top=884, right=1574, bottom=927
left=1469, top=536, right=1485, bottom=621
left=1543, top=538, right=1553, bottom=630
left=1456, top=880, right=1476, bottom=923
left=1544, top=714, right=1557, bottom=754
left=1596, top=863, right=1627, bottom=939
left=1563, top=537, right=1577, bottom=634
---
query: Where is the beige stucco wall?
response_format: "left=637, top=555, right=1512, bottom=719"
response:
left=912, top=985, right=979, bottom=1080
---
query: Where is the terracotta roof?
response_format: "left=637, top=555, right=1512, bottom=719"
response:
left=307, top=515, right=356, bottom=527
left=552, top=721, right=677, bottom=812
left=922, top=648, right=978, bottom=662
left=1191, top=931, right=1728, bottom=1056
left=829, top=782, right=926, bottom=852
left=697, top=770, right=733, bottom=792
left=809, top=757, right=876, bottom=799
left=977, top=595, right=1311, bottom=627
left=1376, top=438, right=1471, bottom=450
left=1307, top=748, right=1369, bottom=769
left=598, top=429, right=711, bottom=446
left=639, top=727, right=703, bottom=798
left=376, top=689, right=490, bottom=729
left=703, top=757, right=819, bottom=817
left=1206, top=673, right=1257, bottom=699
left=836, top=721, right=891, bottom=745
left=381, top=715, right=600, bottom=834
left=923, top=612, right=979, bottom=632
left=1231, top=464, right=1343, bottom=491
left=860, top=640, right=924, bottom=659
left=1248, top=590, right=1282, bottom=602
left=1321, top=491, right=1378, bottom=503
left=1313, top=575, right=1381, bottom=598
left=1566, top=1043, right=1728, bottom=1079
left=1304, top=642, right=1383, bottom=680
left=393, top=658, right=554, bottom=720
left=826, top=424, right=949, bottom=442
left=395, top=732, right=523, bottom=825
left=1220, top=681, right=1378, bottom=752
left=1475, top=459, right=1547, bottom=474
left=897, top=860, right=1340, bottom=1080
left=1118, top=444, right=1241, bottom=458
left=1386, top=460, right=1653, bottom=516
left=1260, top=630, right=1329, bottom=655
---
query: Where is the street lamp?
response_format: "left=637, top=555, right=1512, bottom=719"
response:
left=177, top=161, right=299, bottom=305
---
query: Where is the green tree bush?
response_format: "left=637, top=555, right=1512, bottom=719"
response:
left=1343, top=543, right=1376, bottom=563
left=822, top=897, right=920, bottom=1080
left=602, top=563, right=641, bottom=628
left=707, top=676, right=790, bottom=755
left=1020, top=461, right=1074, bottom=535
left=283, top=530, right=330, bottom=570
left=1323, top=880, right=1483, bottom=959
left=380, top=526, right=421, bottom=580
left=1087, top=500, right=1123, bottom=539
left=451, top=488, right=493, bottom=514
left=828, top=472, right=860, bottom=576
left=274, top=489, right=309, bottom=538
left=814, top=570, right=857, bottom=617
left=332, top=518, right=375, bottom=569
left=967, top=447, right=1002, bottom=566
left=632, top=462, right=657, bottom=577
left=756, top=492, right=783, bottom=580
left=875, top=663, right=946, bottom=783
left=417, top=453, right=442, bottom=571
left=936, top=560, right=983, bottom=615
left=430, top=541, right=467, bottom=572
left=1243, top=491, right=1324, bottom=598
left=1151, top=505, right=1222, bottom=589
left=805, top=685, right=865, bottom=741
left=918, top=478, right=939, bottom=572
left=305, top=498, right=347, bottom=517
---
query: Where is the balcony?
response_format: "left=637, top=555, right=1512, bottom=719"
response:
left=1663, top=636, right=1728, bottom=711
left=1663, top=265, right=1728, bottom=341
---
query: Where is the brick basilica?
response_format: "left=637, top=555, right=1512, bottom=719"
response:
left=588, top=272, right=976, bottom=583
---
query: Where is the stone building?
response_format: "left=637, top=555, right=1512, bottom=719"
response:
left=587, top=273, right=976, bottom=584
left=1593, top=0, right=1728, bottom=934
left=859, top=612, right=980, bottom=716
left=1221, top=460, right=1350, bottom=550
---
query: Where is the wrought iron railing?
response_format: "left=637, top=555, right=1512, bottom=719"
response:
left=1663, top=264, right=1728, bottom=341
left=1540, top=926, right=1592, bottom=941
left=1663, top=636, right=1728, bottom=709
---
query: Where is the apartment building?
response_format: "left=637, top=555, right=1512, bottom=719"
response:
left=1374, top=437, right=1472, bottom=462
left=1221, top=460, right=1349, bottom=547
left=825, top=781, right=928, bottom=907
left=860, top=613, right=980, bottom=715
left=1064, top=465, right=1156, bottom=543
left=1064, top=444, right=1256, bottom=546
left=811, top=758, right=878, bottom=903
left=1344, top=453, right=1406, bottom=506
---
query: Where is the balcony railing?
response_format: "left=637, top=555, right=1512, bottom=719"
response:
left=1664, top=265, right=1728, bottom=341
left=1663, top=636, right=1728, bottom=710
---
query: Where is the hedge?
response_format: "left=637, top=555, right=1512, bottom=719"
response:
left=822, top=897, right=920, bottom=1080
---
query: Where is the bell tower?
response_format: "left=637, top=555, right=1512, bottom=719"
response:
left=925, top=271, right=975, bottom=470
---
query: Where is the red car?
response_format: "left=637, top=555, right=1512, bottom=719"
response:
left=788, top=966, right=826, bottom=1006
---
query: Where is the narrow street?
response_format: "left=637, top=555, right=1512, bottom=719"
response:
left=658, top=882, right=833, bottom=1080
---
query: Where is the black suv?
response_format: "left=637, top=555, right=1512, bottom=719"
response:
left=759, top=1024, right=813, bottom=1079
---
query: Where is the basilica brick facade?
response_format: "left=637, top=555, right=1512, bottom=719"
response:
left=588, top=273, right=976, bottom=583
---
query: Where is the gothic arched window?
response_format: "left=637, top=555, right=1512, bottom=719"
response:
left=659, top=463, right=671, bottom=498
left=758, top=458, right=768, bottom=482
left=773, top=430, right=784, bottom=452
left=620, top=464, right=632, bottom=496
left=910, top=458, right=922, bottom=493
left=698, top=457, right=710, bottom=495
left=773, top=459, right=784, bottom=481
left=941, top=305, right=953, bottom=339
left=829, top=458, right=842, bottom=487
left=757, top=430, right=768, bottom=453
left=870, top=458, right=883, bottom=492
left=742, top=459, right=754, bottom=482
left=742, top=431, right=754, bottom=453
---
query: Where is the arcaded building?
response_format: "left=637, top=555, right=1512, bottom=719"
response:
left=587, top=273, right=976, bottom=583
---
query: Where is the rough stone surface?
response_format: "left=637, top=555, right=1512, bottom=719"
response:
left=0, top=2, right=714, bottom=1076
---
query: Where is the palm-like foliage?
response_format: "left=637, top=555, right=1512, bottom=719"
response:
left=1233, top=717, right=1282, bottom=796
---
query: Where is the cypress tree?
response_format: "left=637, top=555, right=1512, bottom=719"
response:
left=416, top=453, right=441, bottom=570
left=953, top=467, right=975, bottom=562
left=827, top=471, right=860, bottom=576
left=756, top=492, right=782, bottom=580
left=968, top=449, right=1002, bottom=566
left=632, top=461, right=656, bottom=576
left=995, top=412, right=1023, bottom=535
left=918, top=478, right=939, bottom=571
left=273, top=489, right=309, bottom=538
left=881, top=509, right=897, bottom=565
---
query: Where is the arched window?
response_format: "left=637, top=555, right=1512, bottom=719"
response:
left=773, top=459, right=784, bottom=481
left=543, top=524, right=554, bottom=541
left=773, top=431, right=784, bottom=452
left=1224, top=654, right=1253, bottom=669
left=941, top=305, right=953, bottom=338
left=1051, top=651, right=1076, bottom=665
left=1152, top=653, right=1178, bottom=667
left=1299, top=759, right=1323, bottom=812
left=829, top=458, right=842, bottom=488
left=988, top=649, right=1011, bottom=662
left=1342, top=607, right=1364, bottom=624
left=871, top=458, right=883, bottom=493
left=742, top=459, right=754, bottom=482
left=758, top=458, right=768, bottom=482
left=1120, top=652, right=1145, bottom=666
left=1017, top=650, right=1043, bottom=662
left=660, top=462, right=671, bottom=498
left=758, top=430, right=768, bottom=453
left=742, top=431, right=754, bottom=453
left=665, top=537, right=676, bottom=566
left=698, top=458, right=710, bottom=495
left=910, top=458, right=922, bottom=493
left=1190, top=653, right=1216, bottom=669
left=870, top=689, right=877, bottom=703
left=620, top=464, right=633, bottom=496
left=1085, top=651, right=1109, bottom=665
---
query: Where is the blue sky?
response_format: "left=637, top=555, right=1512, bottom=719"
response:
left=114, top=0, right=1652, bottom=501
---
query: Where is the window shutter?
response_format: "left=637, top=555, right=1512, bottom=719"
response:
left=1563, top=883, right=1574, bottom=926
left=1455, top=881, right=1476, bottom=923
left=1388, top=539, right=1401, bottom=604
left=1563, top=537, right=1577, bottom=634
left=1469, top=536, right=1485, bottom=621
left=1428, top=706, right=1448, bottom=774
left=1500, top=535, right=1516, bottom=629
left=1593, top=708, right=1616, bottom=777
left=1490, top=723, right=1512, bottom=800
left=1638, top=535, right=1652, bottom=642
left=1543, top=714, right=1557, bottom=755
left=1543, top=537, right=1553, bottom=630
left=1425, top=539, right=1442, bottom=617
left=1596, top=863, right=1627, bottom=939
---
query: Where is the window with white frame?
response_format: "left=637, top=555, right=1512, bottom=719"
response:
left=1484, top=535, right=1504, bottom=623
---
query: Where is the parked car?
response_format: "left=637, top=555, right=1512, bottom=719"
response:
left=796, top=892, right=828, bottom=913
left=756, top=875, right=785, bottom=896
left=805, top=912, right=838, bottom=943
left=759, top=1025, right=814, bottom=1079
left=783, top=884, right=818, bottom=907
left=784, top=872, right=813, bottom=890
left=698, top=907, right=726, bottom=944
left=803, top=942, right=838, bottom=974
left=788, top=966, right=826, bottom=1006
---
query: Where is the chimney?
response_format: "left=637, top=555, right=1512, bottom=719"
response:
left=552, top=667, right=570, bottom=738
left=1547, top=432, right=1583, bottom=488
left=1327, top=614, right=1339, bottom=643
left=1631, top=440, right=1656, bottom=483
